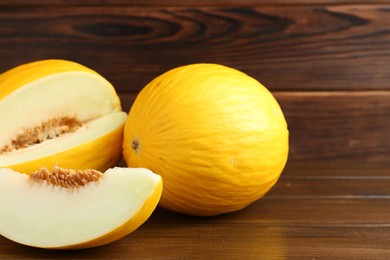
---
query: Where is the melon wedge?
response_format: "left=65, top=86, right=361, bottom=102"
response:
left=0, top=59, right=126, bottom=172
left=0, top=167, right=162, bottom=249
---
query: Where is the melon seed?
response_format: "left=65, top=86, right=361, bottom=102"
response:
left=30, top=166, right=103, bottom=189
left=1, top=117, right=82, bottom=154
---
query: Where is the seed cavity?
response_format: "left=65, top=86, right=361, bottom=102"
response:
left=1, top=116, right=82, bottom=154
left=30, top=166, right=103, bottom=188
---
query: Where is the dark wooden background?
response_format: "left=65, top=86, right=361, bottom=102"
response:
left=0, top=1, right=389, bottom=259
left=1, top=0, right=389, bottom=162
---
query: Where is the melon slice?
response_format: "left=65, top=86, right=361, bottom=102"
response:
left=0, top=166, right=162, bottom=249
left=0, top=59, right=126, bottom=172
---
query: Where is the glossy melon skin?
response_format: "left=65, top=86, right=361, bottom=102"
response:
left=0, top=59, right=126, bottom=173
left=123, top=63, right=289, bottom=216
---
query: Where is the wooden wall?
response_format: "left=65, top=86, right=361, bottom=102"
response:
left=0, top=1, right=389, bottom=162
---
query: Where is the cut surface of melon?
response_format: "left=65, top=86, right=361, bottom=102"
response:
left=0, top=112, right=126, bottom=166
left=0, top=71, right=121, bottom=150
left=0, top=167, right=162, bottom=249
left=0, top=60, right=125, bottom=172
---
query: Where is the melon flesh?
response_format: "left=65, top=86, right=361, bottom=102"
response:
left=0, top=71, right=121, bottom=150
left=0, top=167, right=162, bottom=249
left=0, top=61, right=126, bottom=172
left=0, top=112, right=126, bottom=166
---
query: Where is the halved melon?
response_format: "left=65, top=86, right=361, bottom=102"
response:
left=0, top=59, right=126, bottom=172
left=0, top=166, right=162, bottom=249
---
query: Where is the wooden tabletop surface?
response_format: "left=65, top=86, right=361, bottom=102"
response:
left=0, top=159, right=389, bottom=259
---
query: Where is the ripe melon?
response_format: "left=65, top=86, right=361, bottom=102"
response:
left=122, top=63, right=289, bottom=216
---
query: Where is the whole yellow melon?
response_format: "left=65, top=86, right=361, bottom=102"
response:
left=123, top=63, right=288, bottom=216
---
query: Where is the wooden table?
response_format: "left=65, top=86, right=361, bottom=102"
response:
left=1, top=159, right=389, bottom=259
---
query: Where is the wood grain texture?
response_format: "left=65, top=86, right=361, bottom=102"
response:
left=276, top=91, right=390, bottom=161
left=2, top=0, right=390, bottom=7
left=0, top=160, right=389, bottom=259
left=1, top=5, right=390, bottom=92
left=2, top=224, right=389, bottom=259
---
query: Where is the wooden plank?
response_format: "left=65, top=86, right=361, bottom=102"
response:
left=276, top=91, right=390, bottom=161
left=1, top=5, right=390, bottom=91
left=270, top=159, right=390, bottom=198
left=269, top=178, right=390, bottom=198
left=2, top=1, right=390, bottom=7
left=1, top=226, right=389, bottom=259
left=119, top=93, right=137, bottom=113
left=119, top=91, right=390, bottom=161
left=1, top=224, right=389, bottom=259
left=157, top=195, right=390, bottom=224
left=147, top=199, right=390, bottom=227
left=282, top=159, right=390, bottom=177
left=269, top=159, right=390, bottom=198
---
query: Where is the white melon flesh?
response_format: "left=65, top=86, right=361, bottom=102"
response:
left=0, top=69, right=126, bottom=171
left=0, top=112, right=126, bottom=166
left=0, top=72, right=121, bottom=149
left=0, top=167, right=162, bottom=249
